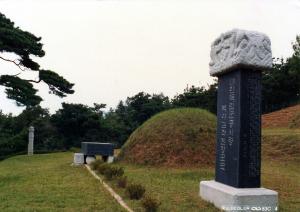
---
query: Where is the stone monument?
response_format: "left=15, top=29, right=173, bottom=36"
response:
left=28, top=126, right=34, bottom=155
left=200, top=29, right=278, bottom=211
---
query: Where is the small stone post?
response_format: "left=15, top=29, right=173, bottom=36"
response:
left=200, top=29, right=278, bottom=211
left=28, top=126, right=34, bottom=155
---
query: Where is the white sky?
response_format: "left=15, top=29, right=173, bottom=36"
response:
left=0, top=0, right=300, bottom=114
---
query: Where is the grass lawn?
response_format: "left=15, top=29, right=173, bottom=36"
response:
left=0, top=152, right=125, bottom=211
left=1, top=128, right=299, bottom=211
left=262, top=128, right=300, bottom=136
left=104, top=158, right=300, bottom=212
left=106, top=164, right=218, bottom=212
left=262, top=160, right=300, bottom=211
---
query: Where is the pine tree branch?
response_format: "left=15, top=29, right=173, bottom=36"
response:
left=0, top=72, right=22, bottom=77
left=13, top=72, right=21, bottom=77
left=26, top=79, right=42, bottom=83
left=0, top=55, right=26, bottom=72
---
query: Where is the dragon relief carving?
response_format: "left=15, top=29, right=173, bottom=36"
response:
left=209, top=29, right=272, bottom=76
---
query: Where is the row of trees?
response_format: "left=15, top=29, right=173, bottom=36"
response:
left=0, top=86, right=218, bottom=159
left=262, top=35, right=300, bottom=112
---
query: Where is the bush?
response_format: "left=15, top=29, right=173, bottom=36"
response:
left=103, top=166, right=124, bottom=181
left=0, top=130, right=27, bottom=160
left=97, top=163, right=111, bottom=175
left=126, top=183, right=145, bottom=200
left=142, top=196, right=160, bottom=212
left=117, top=176, right=127, bottom=188
left=90, top=159, right=104, bottom=170
left=69, top=147, right=80, bottom=153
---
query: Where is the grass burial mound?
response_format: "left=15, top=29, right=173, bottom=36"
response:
left=262, top=104, right=300, bottom=163
left=118, top=108, right=216, bottom=167
left=262, top=104, right=300, bottom=128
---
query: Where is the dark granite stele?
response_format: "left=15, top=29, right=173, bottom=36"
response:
left=215, top=68, right=262, bottom=188
left=81, top=142, right=115, bottom=163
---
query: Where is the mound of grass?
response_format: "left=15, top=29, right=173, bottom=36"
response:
left=262, top=104, right=300, bottom=128
left=118, top=108, right=216, bottom=167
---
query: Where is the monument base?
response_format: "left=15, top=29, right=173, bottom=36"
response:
left=200, top=180, right=278, bottom=212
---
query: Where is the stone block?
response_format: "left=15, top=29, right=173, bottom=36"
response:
left=73, top=153, right=84, bottom=165
left=200, top=180, right=278, bottom=212
left=86, top=156, right=96, bottom=164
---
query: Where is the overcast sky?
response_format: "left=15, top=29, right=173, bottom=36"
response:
left=1, top=0, right=300, bottom=115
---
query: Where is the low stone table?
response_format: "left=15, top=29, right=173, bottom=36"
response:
left=81, top=142, right=115, bottom=163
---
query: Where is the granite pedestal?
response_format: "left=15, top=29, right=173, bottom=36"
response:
left=200, top=181, right=278, bottom=212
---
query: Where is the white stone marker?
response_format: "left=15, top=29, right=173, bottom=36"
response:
left=107, top=156, right=114, bottom=164
left=200, top=29, right=278, bottom=212
left=73, top=153, right=84, bottom=165
left=28, top=126, right=34, bottom=155
left=86, top=156, right=96, bottom=164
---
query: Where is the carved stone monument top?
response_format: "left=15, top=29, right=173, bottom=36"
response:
left=209, top=29, right=272, bottom=76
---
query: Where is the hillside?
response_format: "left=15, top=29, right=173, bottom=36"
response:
left=262, top=104, right=300, bottom=128
left=261, top=105, right=300, bottom=164
left=118, top=108, right=216, bottom=167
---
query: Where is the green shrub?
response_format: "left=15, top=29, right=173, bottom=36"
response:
left=90, top=159, right=104, bottom=170
left=142, top=196, right=160, bottom=212
left=103, top=166, right=124, bottom=181
left=117, top=176, right=127, bottom=188
left=126, top=183, right=145, bottom=200
left=97, top=163, right=111, bottom=175
left=69, top=147, right=80, bottom=153
left=0, top=130, right=27, bottom=160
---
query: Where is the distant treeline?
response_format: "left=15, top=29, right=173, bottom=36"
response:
left=0, top=86, right=217, bottom=159
left=1, top=36, right=299, bottom=160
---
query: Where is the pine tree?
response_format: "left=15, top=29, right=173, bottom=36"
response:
left=0, top=12, right=74, bottom=107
